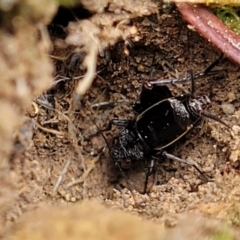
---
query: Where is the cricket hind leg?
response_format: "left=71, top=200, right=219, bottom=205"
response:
left=162, top=151, right=212, bottom=182
left=143, top=156, right=159, bottom=194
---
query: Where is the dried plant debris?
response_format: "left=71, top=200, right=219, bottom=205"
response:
left=65, top=0, right=157, bottom=95
left=80, top=0, right=157, bottom=14
left=0, top=0, right=55, bottom=163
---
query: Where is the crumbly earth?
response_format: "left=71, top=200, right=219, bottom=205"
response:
left=1, top=1, right=240, bottom=239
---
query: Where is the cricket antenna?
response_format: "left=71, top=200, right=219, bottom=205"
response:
left=201, top=111, right=231, bottom=129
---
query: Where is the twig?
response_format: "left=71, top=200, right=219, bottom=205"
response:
left=53, top=159, right=71, bottom=192
left=175, top=3, right=240, bottom=66
left=35, top=122, right=65, bottom=136
left=66, top=156, right=99, bottom=188
left=76, top=44, right=98, bottom=96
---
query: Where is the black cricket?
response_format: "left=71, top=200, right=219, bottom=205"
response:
left=103, top=63, right=230, bottom=193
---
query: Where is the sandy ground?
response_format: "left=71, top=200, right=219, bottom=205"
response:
left=1, top=1, right=240, bottom=239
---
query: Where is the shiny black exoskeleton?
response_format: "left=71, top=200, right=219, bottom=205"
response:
left=106, top=68, right=229, bottom=193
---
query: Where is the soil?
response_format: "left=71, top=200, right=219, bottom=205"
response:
left=1, top=1, right=240, bottom=239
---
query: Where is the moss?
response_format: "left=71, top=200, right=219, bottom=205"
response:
left=57, top=0, right=79, bottom=7
left=210, top=229, right=235, bottom=240
left=213, top=6, right=240, bottom=35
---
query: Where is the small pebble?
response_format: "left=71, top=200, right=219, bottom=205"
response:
left=227, top=92, right=236, bottom=102
left=64, top=193, right=71, bottom=202
left=229, top=150, right=239, bottom=162
left=221, top=103, right=235, bottom=115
